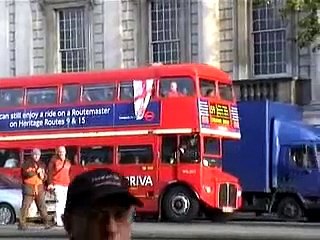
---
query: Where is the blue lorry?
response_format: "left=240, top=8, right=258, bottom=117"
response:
left=222, top=100, right=320, bottom=221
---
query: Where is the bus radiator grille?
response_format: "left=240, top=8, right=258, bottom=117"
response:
left=218, top=183, right=237, bottom=208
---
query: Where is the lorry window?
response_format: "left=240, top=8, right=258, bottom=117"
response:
left=160, top=77, right=195, bottom=97
left=200, top=79, right=216, bottom=97
left=26, top=87, right=58, bottom=106
left=179, top=135, right=200, bottom=163
left=0, top=149, right=20, bottom=168
left=218, top=83, right=233, bottom=101
left=80, top=146, right=113, bottom=166
left=203, top=137, right=220, bottom=155
left=62, top=84, right=80, bottom=104
left=161, top=135, right=178, bottom=164
left=0, top=88, right=24, bottom=107
left=118, top=145, right=153, bottom=164
left=289, top=145, right=317, bottom=169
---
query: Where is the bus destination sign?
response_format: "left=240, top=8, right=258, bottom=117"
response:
left=198, top=99, right=239, bottom=129
left=0, top=101, right=160, bottom=132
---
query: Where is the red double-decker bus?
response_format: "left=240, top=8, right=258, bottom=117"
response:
left=0, top=63, right=241, bottom=222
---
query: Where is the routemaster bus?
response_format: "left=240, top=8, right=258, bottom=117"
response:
left=0, top=63, right=242, bottom=222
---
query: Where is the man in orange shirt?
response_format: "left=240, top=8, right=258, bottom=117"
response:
left=167, top=81, right=184, bottom=97
left=18, top=148, right=51, bottom=230
left=47, top=146, right=71, bottom=227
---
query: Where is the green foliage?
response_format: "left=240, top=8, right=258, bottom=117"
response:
left=253, top=0, right=320, bottom=48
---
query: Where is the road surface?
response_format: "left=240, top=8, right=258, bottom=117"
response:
left=0, top=221, right=320, bottom=239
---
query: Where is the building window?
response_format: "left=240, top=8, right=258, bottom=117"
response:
left=252, top=0, right=286, bottom=75
left=149, top=0, right=181, bottom=64
left=58, top=7, right=87, bottom=72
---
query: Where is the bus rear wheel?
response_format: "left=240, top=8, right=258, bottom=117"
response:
left=162, top=186, right=199, bottom=222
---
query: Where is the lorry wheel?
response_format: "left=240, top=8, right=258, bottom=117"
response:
left=276, top=197, right=303, bottom=221
left=162, top=186, right=199, bottom=222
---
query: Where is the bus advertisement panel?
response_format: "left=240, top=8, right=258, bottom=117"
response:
left=0, top=101, right=161, bottom=133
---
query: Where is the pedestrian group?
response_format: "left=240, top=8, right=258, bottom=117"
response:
left=18, top=146, right=141, bottom=240
left=18, top=146, right=71, bottom=230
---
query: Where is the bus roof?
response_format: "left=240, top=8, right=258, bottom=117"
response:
left=0, top=63, right=232, bottom=87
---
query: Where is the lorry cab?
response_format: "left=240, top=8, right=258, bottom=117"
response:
left=275, top=119, right=320, bottom=216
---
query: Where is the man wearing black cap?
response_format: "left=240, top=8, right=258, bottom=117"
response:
left=63, top=168, right=143, bottom=240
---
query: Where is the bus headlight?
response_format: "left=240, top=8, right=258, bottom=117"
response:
left=203, top=159, right=209, bottom=167
left=204, top=186, right=212, bottom=193
left=237, top=189, right=242, bottom=198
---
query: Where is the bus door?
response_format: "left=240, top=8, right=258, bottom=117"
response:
left=159, top=135, right=179, bottom=183
left=159, top=135, right=201, bottom=186
left=176, top=135, right=201, bottom=183
left=116, top=141, right=157, bottom=212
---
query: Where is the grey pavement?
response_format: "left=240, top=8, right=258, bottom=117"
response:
left=0, top=221, right=320, bottom=239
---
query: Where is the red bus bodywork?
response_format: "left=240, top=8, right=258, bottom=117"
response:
left=0, top=64, right=242, bottom=221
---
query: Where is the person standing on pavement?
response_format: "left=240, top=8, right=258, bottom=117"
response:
left=47, top=146, right=71, bottom=227
left=18, top=148, right=51, bottom=230
left=63, top=168, right=143, bottom=240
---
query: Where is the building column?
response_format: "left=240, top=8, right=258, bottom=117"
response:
left=303, top=10, right=320, bottom=126
left=15, top=1, right=33, bottom=76
left=197, top=0, right=220, bottom=67
left=103, top=0, right=122, bottom=69
left=0, top=1, right=11, bottom=77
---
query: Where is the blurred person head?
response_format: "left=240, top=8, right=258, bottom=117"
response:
left=63, top=168, right=143, bottom=240
left=31, top=148, right=41, bottom=162
left=56, top=146, right=66, bottom=161
left=169, top=81, right=178, bottom=93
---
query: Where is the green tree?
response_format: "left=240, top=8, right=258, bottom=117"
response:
left=253, top=0, right=320, bottom=48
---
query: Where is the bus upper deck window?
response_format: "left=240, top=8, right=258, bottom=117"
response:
left=0, top=88, right=24, bottom=107
left=62, top=84, right=80, bottom=104
left=82, top=84, right=115, bottom=102
left=26, top=87, right=57, bottom=106
left=218, top=83, right=233, bottom=101
left=160, top=77, right=194, bottom=97
left=200, top=79, right=216, bottom=97
left=120, top=82, right=133, bottom=100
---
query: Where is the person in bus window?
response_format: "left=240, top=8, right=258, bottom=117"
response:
left=134, top=156, right=140, bottom=164
left=167, top=81, right=184, bottom=97
left=82, top=90, right=92, bottom=102
left=103, top=87, right=114, bottom=101
left=179, top=136, right=199, bottom=163
left=63, top=89, right=73, bottom=103
left=206, top=89, right=215, bottom=97
left=16, top=95, right=23, bottom=105
left=4, top=152, right=19, bottom=168
left=121, top=86, right=133, bottom=100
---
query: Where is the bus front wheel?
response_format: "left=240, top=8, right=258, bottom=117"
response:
left=162, top=186, right=199, bottom=222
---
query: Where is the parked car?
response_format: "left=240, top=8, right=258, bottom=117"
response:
left=0, top=174, right=56, bottom=225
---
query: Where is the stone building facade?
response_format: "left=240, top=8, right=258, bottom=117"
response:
left=0, top=0, right=222, bottom=74
left=0, top=0, right=316, bottom=122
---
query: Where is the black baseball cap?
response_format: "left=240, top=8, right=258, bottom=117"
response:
left=64, top=168, right=143, bottom=213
